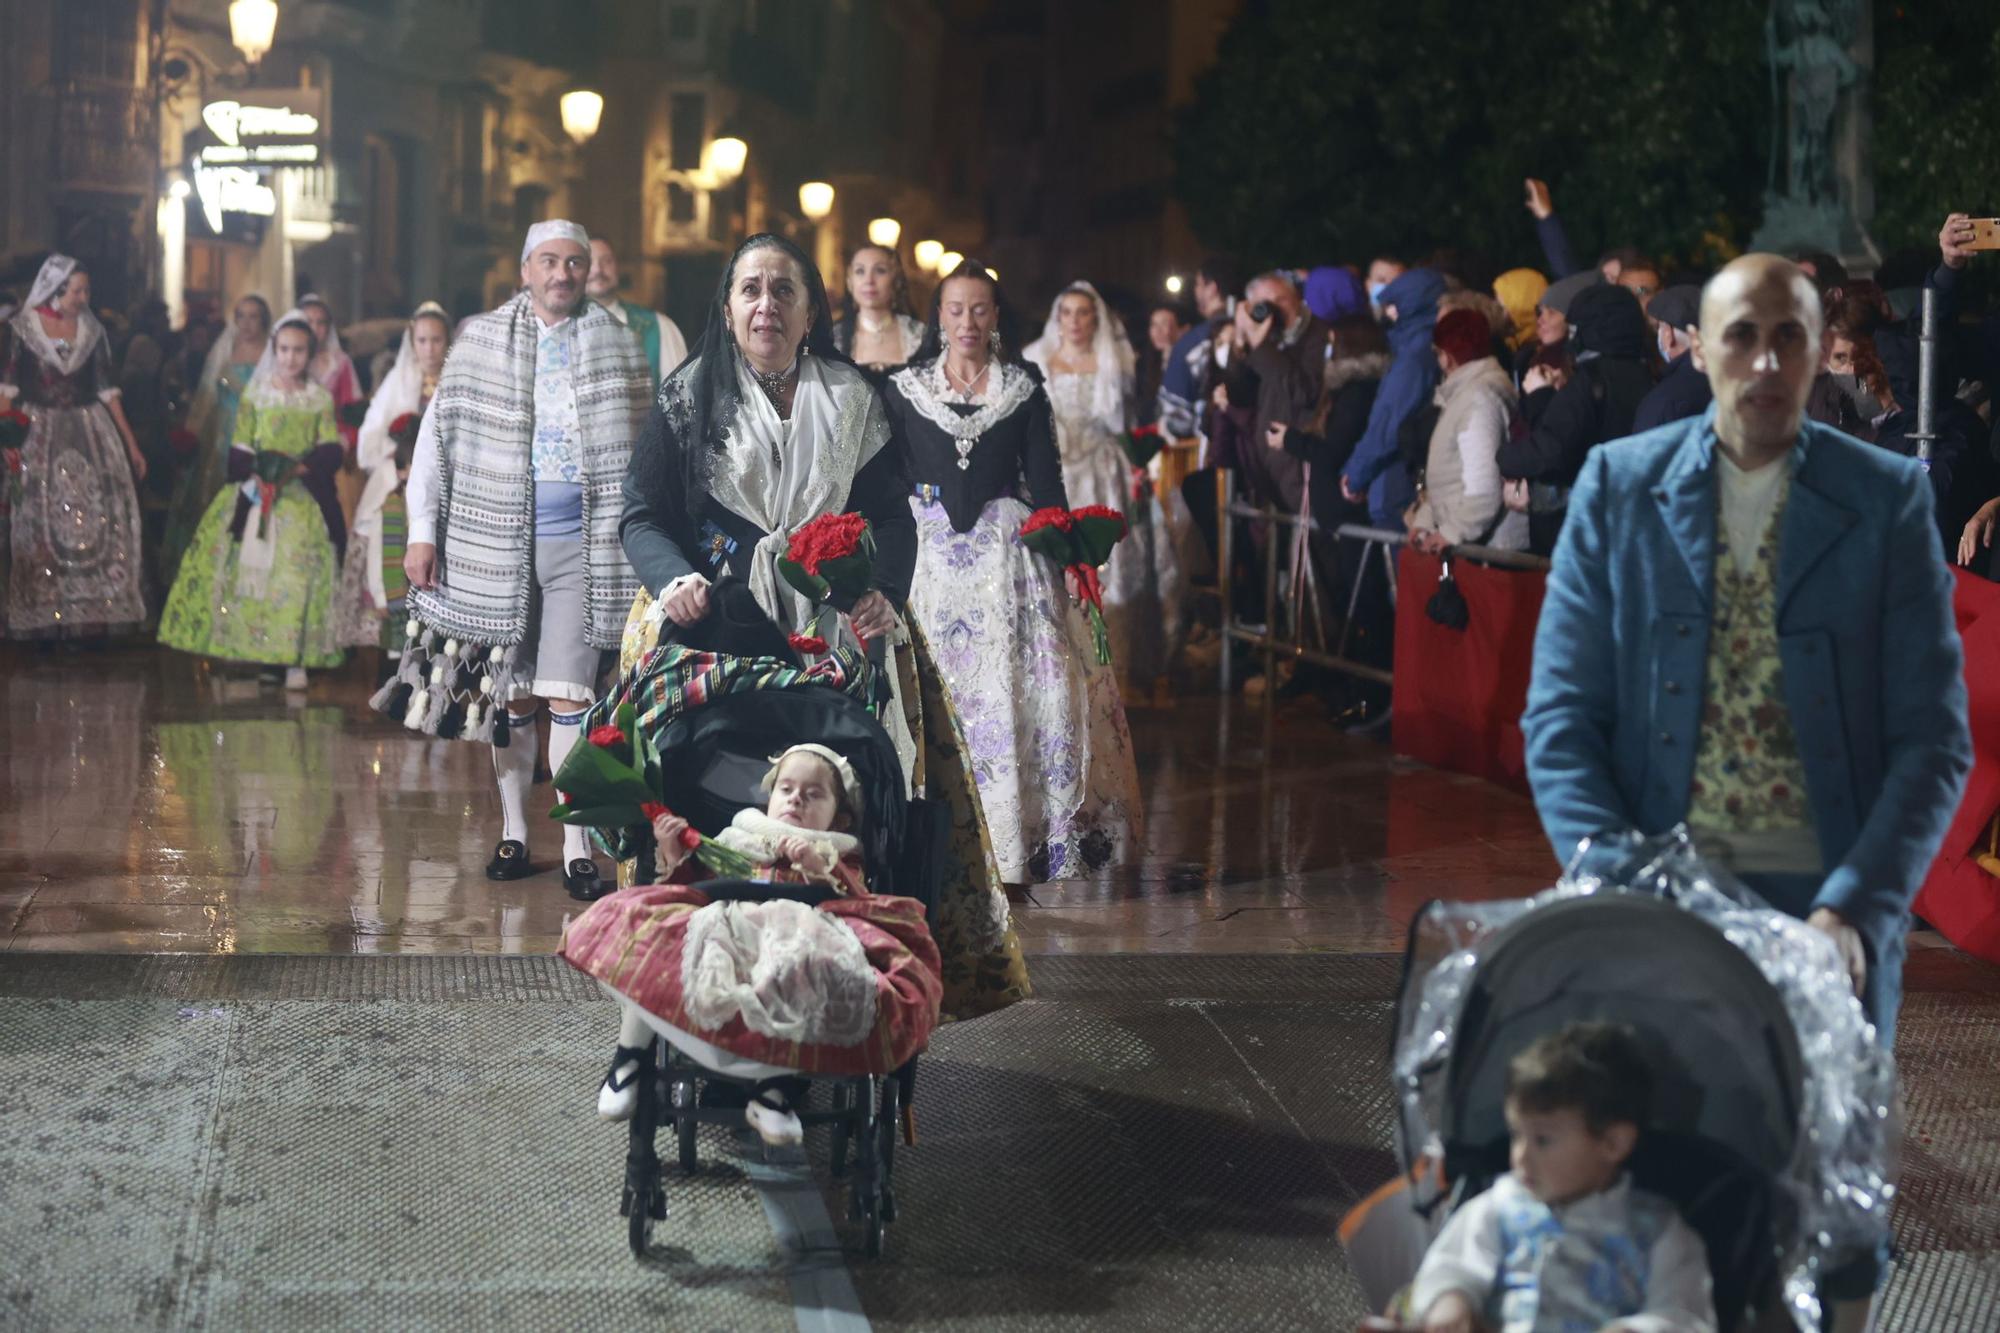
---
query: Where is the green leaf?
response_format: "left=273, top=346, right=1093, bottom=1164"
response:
left=550, top=801, right=649, bottom=828
left=550, top=736, right=654, bottom=806
left=777, top=557, right=833, bottom=605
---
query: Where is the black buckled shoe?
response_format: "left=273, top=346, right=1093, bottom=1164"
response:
left=486, top=839, right=532, bottom=881
left=564, top=857, right=607, bottom=901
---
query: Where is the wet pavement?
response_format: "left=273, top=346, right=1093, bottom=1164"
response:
left=0, top=645, right=1557, bottom=956
left=1, top=644, right=1996, bottom=1331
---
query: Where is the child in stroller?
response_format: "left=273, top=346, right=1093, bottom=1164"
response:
left=1411, top=1022, right=1715, bottom=1333
left=562, top=738, right=944, bottom=1148
left=1348, top=840, right=1896, bottom=1333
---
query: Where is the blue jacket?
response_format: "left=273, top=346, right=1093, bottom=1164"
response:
left=1523, top=410, right=1971, bottom=955
left=1344, top=267, right=1446, bottom=527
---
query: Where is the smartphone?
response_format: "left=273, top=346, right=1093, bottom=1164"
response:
left=1968, top=218, right=2000, bottom=251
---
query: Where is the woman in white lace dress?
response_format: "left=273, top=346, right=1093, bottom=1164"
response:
left=879, top=263, right=1142, bottom=884
left=1024, top=282, right=1183, bottom=696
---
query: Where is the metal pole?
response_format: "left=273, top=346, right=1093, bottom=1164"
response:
left=1912, top=284, right=1938, bottom=473
left=1217, top=469, right=1234, bottom=695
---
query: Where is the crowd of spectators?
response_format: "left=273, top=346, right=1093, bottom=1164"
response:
left=1152, top=185, right=2000, bottom=714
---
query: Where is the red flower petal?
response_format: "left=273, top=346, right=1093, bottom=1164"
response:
left=588, top=724, right=627, bottom=749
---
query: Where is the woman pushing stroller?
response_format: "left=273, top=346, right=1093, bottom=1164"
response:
left=562, top=737, right=942, bottom=1148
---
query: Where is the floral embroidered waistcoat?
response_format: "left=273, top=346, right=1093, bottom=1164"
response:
left=1687, top=477, right=1813, bottom=831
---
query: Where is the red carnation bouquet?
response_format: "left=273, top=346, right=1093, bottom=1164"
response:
left=1121, top=421, right=1163, bottom=502
left=550, top=702, right=756, bottom=876
left=388, top=412, right=421, bottom=451
left=1121, top=421, right=1163, bottom=471
left=1018, top=504, right=1129, bottom=664
left=777, top=510, right=878, bottom=647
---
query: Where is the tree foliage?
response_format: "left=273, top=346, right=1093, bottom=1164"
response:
left=1173, top=0, right=1994, bottom=277
left=1172, top=0, right=1768, bottom=272
left=1872, top=2, right=2000, bottom=262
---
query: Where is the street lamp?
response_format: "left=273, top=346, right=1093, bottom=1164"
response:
left=703, top=136, right=747, bottom=186
left=798, top=181, right=835, bottom=222
left=1165, top=274, right=1184, bottom=294
left=912, top=239, right=943, bottom=272
left=939, top=251, right=963, bottom=277
left=560, top=90, right=604, bottom=146
left=229, top=0, right=279, bottom=67
left=867, top=217, right=901, bottom=249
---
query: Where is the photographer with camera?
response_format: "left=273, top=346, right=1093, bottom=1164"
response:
left=1219, top=270, right=1329, bottom=515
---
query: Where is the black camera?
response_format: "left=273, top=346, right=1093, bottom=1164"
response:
left=1249, top=300, right=1285, bottom=329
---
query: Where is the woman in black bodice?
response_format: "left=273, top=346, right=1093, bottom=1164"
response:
left=878, top=263, right=1143, bottom=886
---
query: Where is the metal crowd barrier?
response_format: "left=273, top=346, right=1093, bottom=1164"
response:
left=1213, top=469, right=1551, bottom=694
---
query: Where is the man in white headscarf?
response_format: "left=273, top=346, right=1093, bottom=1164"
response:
left=381, top=220, right=652, bottom=900
left=587, top=236, right=688, bottom=385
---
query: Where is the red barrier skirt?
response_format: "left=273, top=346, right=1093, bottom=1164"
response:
left=1390, top=548, right=1548, bottom=794
left=1915, top=568, right=2000, bottom=964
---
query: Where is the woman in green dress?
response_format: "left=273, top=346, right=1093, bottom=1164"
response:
left=158, top=309, right=347, bottom=690
left=161, top=294, right=269, bottom=587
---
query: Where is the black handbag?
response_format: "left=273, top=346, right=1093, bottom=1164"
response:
left=1425, top=555, right=1470, bottom=630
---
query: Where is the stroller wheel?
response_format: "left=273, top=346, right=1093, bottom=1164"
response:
left=623, top=1184, right=661, bottom=1257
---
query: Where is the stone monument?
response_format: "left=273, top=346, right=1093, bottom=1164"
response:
left=1750, top=0, right=1881, bottom=269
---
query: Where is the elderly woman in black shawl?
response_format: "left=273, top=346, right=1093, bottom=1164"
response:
left=621, top=234, right=914, bottom=648
left=612, top=233, right=1030, bottom=1021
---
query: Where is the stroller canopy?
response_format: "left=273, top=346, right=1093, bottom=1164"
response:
left=1393, top=844, right=1899, bottom=1331
left=621, top=644, right=911, bottom=893
left=1424, top=893, right=1805, bottom=1177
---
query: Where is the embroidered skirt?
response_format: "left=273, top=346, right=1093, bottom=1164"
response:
left=905, top=494, right=1144, bottom=882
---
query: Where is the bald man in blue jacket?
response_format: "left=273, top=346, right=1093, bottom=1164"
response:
left=1525, top=255, right=1970, bottom=1052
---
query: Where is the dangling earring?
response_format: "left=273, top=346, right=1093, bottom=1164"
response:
left=987, top=327, right=1002, bottom=356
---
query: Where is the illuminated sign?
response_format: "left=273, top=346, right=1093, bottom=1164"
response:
left=201, top=96, right=324, bottom=148
left=193, top=163, right=277, bottom=233
left=198, top=143, right=320, bottom=165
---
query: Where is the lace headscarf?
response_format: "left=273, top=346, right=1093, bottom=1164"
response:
left=245, top=308, right=324, bottom=405
left=26, top=254, right=80, bottom=312
left=639, top=233, right=849, bottom=525
left=1023, top=280, right=1136, bottom=437
left=295, top=293, right=351, bottom=388
left=186, top=294, right=271, bottom=444
left=11, top=254, right=109, bottom=376
left=355, top=301, right=448, bottom=471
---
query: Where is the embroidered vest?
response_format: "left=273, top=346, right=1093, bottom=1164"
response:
left=1493, top=1182, right=1674, bottom=1332
left=1688, top=477, right=1813, bottom=831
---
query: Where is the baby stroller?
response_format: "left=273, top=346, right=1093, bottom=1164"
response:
left=1347, top=835, right=1895, bottom=1332
left=598, top=638, right=950, bottom=1261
